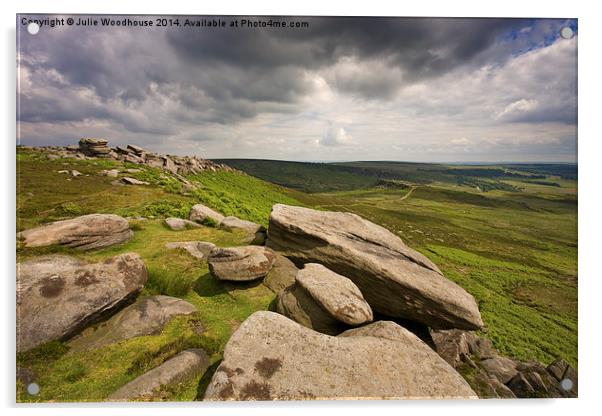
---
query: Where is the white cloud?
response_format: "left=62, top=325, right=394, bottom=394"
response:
left=320, top=123, right=353, bottom=147
left=495, top=99, right=539, bottom=120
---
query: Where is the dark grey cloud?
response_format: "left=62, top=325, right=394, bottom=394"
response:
left=17, top=15, right=577, bottom=161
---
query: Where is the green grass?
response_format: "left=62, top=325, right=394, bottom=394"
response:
left=16, top=149, right=578, bottom=400
left=188, top=170, right=302, bottom=227
left=16, top=148, right=294, bottom=402
left=17, top=218, right=276, bottom=402
left=294, top=179, right=577, bottom=367
left=215, top=159, right=379, bottom=192
left=16, top=147, right=303, bottom=232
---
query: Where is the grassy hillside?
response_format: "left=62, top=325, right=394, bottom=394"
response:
left=214, top=159, right=379, bottom=192
left=220, top=159, right=578, bottom=366
left=218, top=158, right=576, bottom=194
left=16, top=149, right=578, bottom=401
left=17, top=150, right=301, bottom=231
left=16, top=148, right=302, bottom=402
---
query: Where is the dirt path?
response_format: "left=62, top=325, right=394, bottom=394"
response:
left=314, top=185, right=418, bottom=210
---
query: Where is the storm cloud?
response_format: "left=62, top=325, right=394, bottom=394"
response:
left=17, top=15, right=577, bottom=161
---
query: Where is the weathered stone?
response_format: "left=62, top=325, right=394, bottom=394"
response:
left=490, top=377, right=516, bottom=398
left=295, top=263, right=372, bottom=326
left=208, top=246, right=276, bottom=281
left=79, top=138, right=111, bottom=157
left=165, top=241, right=216, bottom=260
left=17, top=214, right=133, bottom=251
left=507, top=373, right=535, bottom=398
left=126, top=144, right=145, bottom=155
left=68, top=295, right=197, bottom=352
left=17, top=253, right=147, bottom=352
left=547, top=358, right=577, bottom=390
left=220, top=216, right=266, bottom=245
left=109, top=349, right=209, bottom=401
left=189, top=204, right=225, bottom=224
left=263, top=254, right=299, bottom=293
left=115, top=146, right=130, bottom=154
left=124, top=154, right=143, bottom=164
left=101, top=169, right=120, bottom=178
left=472, top=337, right=496, bottom=359
left=267, top=204, right=483, bottom=330
left=204, top=312, right=477, bottom=400
left=71, top=170, right=82, bottom=177
left=163, top=156, right=178, bottom=174
left=121, top=177, right=149, bottom=185
left=164, top=217, right=201, bottom=231
left=429, top=329, right=476, bottom=368
left=515, top=361, right=575, bottom=398
left=480, top=356, right=518, bottom=384
left=276, top=283, right=344, bottom=335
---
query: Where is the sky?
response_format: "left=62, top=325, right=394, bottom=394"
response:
left=17, top=16, right=577, bottom=162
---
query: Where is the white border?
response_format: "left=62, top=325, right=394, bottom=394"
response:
left=3, top=1, right=600, bottom=415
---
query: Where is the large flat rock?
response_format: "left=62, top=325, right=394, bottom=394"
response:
left=18, top=214, right=133, bottom=251
left=17, top=253, right=147, bottom=352
left=204, top=311, right=477, bottom=401
left=109, top=349, right=210, bottom=401
left=68, top=295, right=197, bottom=352
left=208, top=246, right=275, bottom=281
left=267, top=204, right=483, bottom=330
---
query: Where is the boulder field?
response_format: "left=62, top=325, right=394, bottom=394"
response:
left=16, top=184, right=576, bottom=400
left=267, top=204, right=483, bottom=330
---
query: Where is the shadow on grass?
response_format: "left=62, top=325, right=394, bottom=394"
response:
left=193, top=272, right=264, bottom=298
left=195, top=359, right=222, bottom=400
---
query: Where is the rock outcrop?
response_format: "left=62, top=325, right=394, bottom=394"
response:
left=429, top=328, right=578, bottom=398
left=164, top=217, right=201, bottom=231
left=277, top=263, right=373, bottom=334
left=17, top=214, right=133, bottom=251
left=208, top=246, right=276, bottom=281
left=17, top=253, right=147, bottom=352
left=220, top=216, right=266, bottom=245
left=164, top=241, right=216, bottom=260
left=109, top=349, right=210, bottom=401
left=189, top=204, right=225, bottom=224
left=79, top=138, right=111, bottom=157
left=68, top=295, right=197, bottom=352
left=267, top=204, right=483, bottom=330
left=204, top=311, right=477, bottom=400
left=34, top=140, right=234, bottom=176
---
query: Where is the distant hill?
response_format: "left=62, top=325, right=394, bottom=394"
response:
left=215, top=159, right=577, bottom=193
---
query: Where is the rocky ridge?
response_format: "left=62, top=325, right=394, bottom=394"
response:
left=23, top=137, right=235, bottom=176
